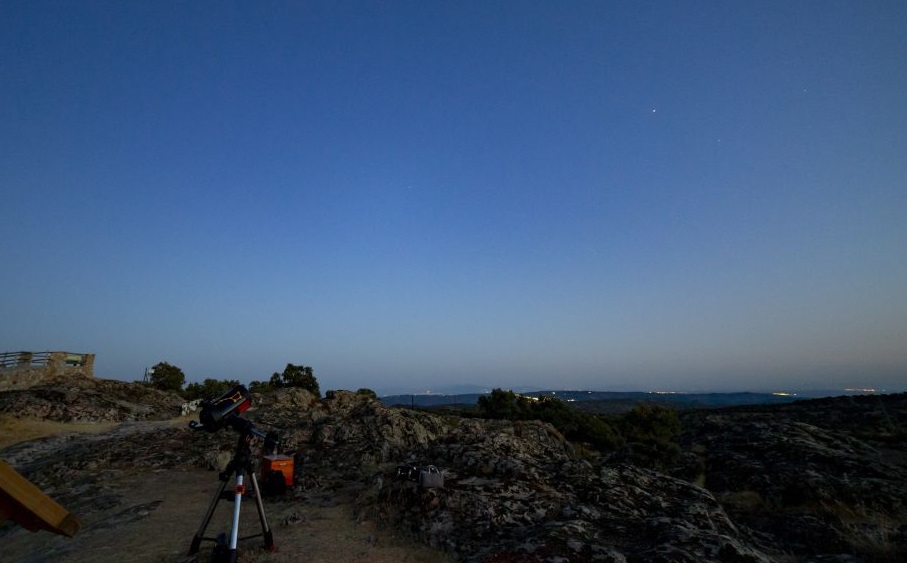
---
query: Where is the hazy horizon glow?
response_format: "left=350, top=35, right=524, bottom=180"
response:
left=2, top=2, right=905, bottom=396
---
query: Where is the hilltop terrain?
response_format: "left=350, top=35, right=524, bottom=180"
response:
left=1, top=377, right=905, bottom=562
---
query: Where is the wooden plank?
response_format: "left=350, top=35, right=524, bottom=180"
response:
left=0, top=460, right=80, bottom=537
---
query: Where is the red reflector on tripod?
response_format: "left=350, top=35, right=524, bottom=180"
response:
left=234, top=485, right=247, bottom=495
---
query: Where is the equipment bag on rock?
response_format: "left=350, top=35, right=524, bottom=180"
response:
left=418, top=465, right=444, bottom=488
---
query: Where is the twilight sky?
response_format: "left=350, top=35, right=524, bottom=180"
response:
left=2, top=1, right=905, bottom=395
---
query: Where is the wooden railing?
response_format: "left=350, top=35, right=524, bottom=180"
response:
left=0, top=351, right=90, bottom=371
left=0, top=351, right=50, bottom=370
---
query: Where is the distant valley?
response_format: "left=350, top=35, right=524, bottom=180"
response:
left=379, top=388, right=882, bottom=412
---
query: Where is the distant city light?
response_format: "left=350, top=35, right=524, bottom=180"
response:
left=649, top=391, right=678, bottom=395
left=772, top=392, right=797, bottom=396
left=844, top=388, right=876, bottom=393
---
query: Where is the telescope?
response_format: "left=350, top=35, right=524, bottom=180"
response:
left=195, top=385, right=251, bottom=431
left=189, top=385, right=279, bottom=453
left=187, top=385, right=279, bottom=561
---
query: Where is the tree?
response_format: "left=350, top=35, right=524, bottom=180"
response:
left=263, top=363, right=320, bottom=397
left=148, top=362, right=185, bottom=393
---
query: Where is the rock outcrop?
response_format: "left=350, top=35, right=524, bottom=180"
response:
left=0, top=376, right=183, bottom=422
left=364, top=427, right=775, bottom=562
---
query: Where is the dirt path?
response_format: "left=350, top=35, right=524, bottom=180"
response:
left=0, top=415, right=119, bottom=450
left=1, top=421, right=455, bottom=563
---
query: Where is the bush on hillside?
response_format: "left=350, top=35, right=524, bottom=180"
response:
left=617, top=403, right=683, bottom=470
left=477, top=388, right=623, bottom=451
left=183, top=378, right=241, bottom=401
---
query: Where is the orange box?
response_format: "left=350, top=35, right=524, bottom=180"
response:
left=261, top=455, right=294, bottom=487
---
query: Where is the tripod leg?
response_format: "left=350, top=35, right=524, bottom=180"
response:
left=228, top=470, right=245, bottom=562
left=189, top=478, right=229, bottom=555
left=248, top=472, right=275, bottom=551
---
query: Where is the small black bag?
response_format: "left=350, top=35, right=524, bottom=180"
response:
left=396, top=465, right=420, bottom=481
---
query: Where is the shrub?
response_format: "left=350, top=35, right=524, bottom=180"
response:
left=183, top=378, right=240, bottom=401
left=477, top=389, right=533, bottom=420
left=618, top=404, right=683, bottom=470
left=476, top=389, right=622, bottom=452
left=356, top=388, right=378, bottom=399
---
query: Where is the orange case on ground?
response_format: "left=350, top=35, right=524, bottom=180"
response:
left=261, top=455, right=294, bottom=487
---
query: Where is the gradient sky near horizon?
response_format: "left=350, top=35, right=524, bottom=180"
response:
left=2, top=1, right=905, bottom=395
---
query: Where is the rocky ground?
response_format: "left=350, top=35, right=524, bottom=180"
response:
left=673, top=395, right=907, bottom=562
left=0, top=403, right=450, bottom=562
left=2, top=378, right=906, bottom=562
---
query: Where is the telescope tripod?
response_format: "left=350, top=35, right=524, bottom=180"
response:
left=188, top=430, right=275, bottom=562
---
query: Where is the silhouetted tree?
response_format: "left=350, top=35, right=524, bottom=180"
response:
left=148, top=362, right=185, bottom=393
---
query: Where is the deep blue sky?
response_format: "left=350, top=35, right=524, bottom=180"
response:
left=2, top=1, right=905, bottom=395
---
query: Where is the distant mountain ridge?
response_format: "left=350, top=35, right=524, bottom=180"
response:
left=379, top=389, right=808, bottom=409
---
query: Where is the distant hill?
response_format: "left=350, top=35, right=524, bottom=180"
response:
left=379, top=389, right=803, bottom=411
left=380, top=393, right=484, bottom=408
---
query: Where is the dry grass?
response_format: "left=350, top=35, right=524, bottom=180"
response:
left=0, top=414, right=119, bottom=450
